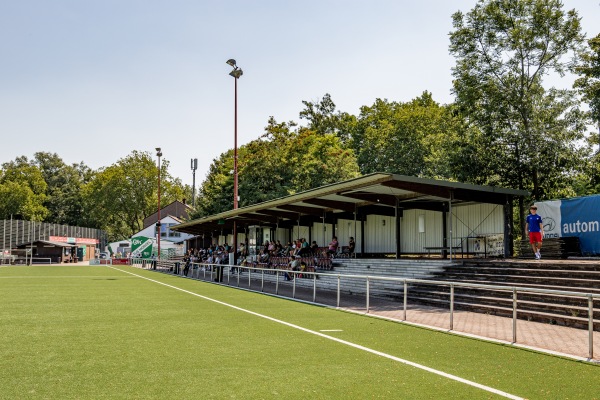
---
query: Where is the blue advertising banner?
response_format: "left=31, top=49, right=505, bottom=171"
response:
left=537, top=195, right=600, bottom=255
left=559, top=195, right=600, bottom=256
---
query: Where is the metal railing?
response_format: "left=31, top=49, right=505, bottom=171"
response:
left=127, top=258, right=599, bottom=360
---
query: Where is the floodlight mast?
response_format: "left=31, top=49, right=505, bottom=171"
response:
left=226, top=59, right=243, bottom=263
left=191, top=158, right=198, bottom=206
left=155, top=147, right=162, bottom=262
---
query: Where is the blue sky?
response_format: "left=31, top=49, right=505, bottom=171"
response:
left=1, top=0, right=599, bottom=185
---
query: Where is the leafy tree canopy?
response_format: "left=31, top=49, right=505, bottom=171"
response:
left=0, top=157, right=48, bottom=220
left=449, top=0, right=587, bottom=230
left=82, top=151, right=185, bottom=241
left=192, top=116, right=360, bottom=219
left=345, top=92, right=461, bottom=178
left=33, top=152, right=91, bottom=226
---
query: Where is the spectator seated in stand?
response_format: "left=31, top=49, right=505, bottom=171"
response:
left=299, top=259, right=308, bottom=278
left=327, top=236, right=339, bottom=257
left=282, top=242, right=293, bottom=257
left=258, top=249, right=270, bottom=267
left=343, top=237, right=356, bottom=257
left=310, top=241, right=319, bottom=255
left=285, top=255, right=301, bottom=281
left=296, top=238, right=309, bottom=256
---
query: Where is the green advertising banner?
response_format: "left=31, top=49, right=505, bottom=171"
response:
left=131, top=236, right=154, bottom=259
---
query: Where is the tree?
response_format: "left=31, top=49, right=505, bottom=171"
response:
left=237, top=117, right=297, bottom=205
left=193, top=150, right=236, bottom=218
left=0, top=181, right=45, bottom=221
left=193, top=116, right=360, bottom=218
left=288, top=128, right=360, bottom=192
left=33, top=152, right=91, bottom=226
left=574, top=34, right=600, bottom=132
left=299, top=93, right=342, bottom=135
left=0, top=157, right=48, bottom=220
left=347, top=92, right=460, bottom=178
left=574, top=33, right=600, bottom=191
left=83, top=151, right=185, bottom=241
left=449, top=0, right=586, bottom=231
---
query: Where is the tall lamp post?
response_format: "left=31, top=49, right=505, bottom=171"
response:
left=191, top=158, right=198, bottom=207
left=226, top=59, right=242, bottom=261
left=156, top=147, right=162, bottom=261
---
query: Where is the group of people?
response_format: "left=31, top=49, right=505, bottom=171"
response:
left=254, top=236, right=356, bottom=262
left=177, top=235, right=357, bottom=277
left=255, top=238, right=318, bottom=260
left=181, top=245, right=232, bottom=276
left=171, top=206, right=544, bottom=278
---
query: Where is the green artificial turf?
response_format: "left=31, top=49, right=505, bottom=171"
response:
left=1, top=265, right=598, bottom=399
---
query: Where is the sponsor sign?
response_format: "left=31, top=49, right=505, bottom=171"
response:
left=536, top=195, right=600, bottom=255
left=535, top=200, right=561, bottom=239
left=111, top=258, right=130, bottom=265
left=50, top=236, right=99, bottom=245
left=485, top=234, right=504, bottom=257
left=131, top=236, right=154, bottom=259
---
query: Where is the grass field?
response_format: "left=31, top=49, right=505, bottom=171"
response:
left=1, top=265, right=599, bottom=399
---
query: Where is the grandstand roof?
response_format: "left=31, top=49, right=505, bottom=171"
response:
left=173, top=173, right=528, bottom=236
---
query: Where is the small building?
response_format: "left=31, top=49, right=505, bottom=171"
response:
left=1, top=219, right=107, bottom=262
left=129, top=215, right=194, bottom=258
left=143, top=200, right=193, bottom=229
left=135, top=215, right=194, bottom=244
left=16, top=240, right=79, bottom=264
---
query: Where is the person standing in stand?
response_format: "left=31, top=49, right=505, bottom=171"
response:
left=526, top=205, right=544, bottom=259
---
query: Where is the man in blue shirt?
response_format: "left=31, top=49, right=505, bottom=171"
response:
left=526, top=205, right=544, bottom=259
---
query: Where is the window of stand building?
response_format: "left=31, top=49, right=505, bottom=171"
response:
left=160, top=223, right=181, bottom=238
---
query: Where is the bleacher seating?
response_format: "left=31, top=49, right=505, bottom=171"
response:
left=405, top=259, right=600, bottom=329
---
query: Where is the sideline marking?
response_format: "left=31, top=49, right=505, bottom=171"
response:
left=320, top=329, right=343, bottom=332
left=111, top=266, right=523, bottom=400
left=0, top=276, right=136, bottom=279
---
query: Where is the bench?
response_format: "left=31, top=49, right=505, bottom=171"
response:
left=424, top=246, right=462, bottom=257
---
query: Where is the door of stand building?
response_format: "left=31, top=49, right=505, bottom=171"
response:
left=247, top=226, right=265, bottom=260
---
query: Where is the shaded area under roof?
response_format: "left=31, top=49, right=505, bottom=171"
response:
left=173, top=173, right=529, bottom=236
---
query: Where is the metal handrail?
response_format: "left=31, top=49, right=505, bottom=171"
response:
left=128, top=258, right=598, bottom=360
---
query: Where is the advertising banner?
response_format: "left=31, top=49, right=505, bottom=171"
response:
left=131, top=236, right=154, bottom=259
left=535, top=200, right=561, bottom=239
left=485, top=234, right=504, bottom=256
left=536, top=195, right=600, bottom=255
left=49, top=236, right=99, bottom=245
left=559, top=196, right=600, bottom=255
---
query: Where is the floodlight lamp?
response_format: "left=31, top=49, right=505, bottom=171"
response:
left=226, top=59, right=237, bottom=67
left=155, top=147, right=161, bottom=152
left=229, top=68, right=243, bottom=79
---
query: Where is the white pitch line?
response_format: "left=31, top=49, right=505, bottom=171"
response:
left=0, top=276, right=136, bottom=279
left=320, top=329, right=344, bottom=332
left=110, top=266, right=524, bottom=400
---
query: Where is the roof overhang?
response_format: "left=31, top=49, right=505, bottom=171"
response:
left=16, top=240, right=77, bottom=248
left=173, top=173, right=529, bottom=236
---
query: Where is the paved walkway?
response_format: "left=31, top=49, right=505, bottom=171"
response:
left=172, top=266, right=599, bottom=363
